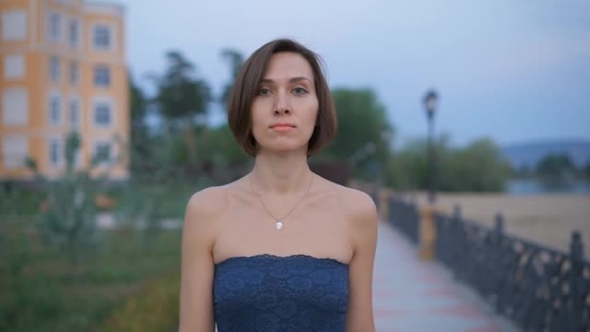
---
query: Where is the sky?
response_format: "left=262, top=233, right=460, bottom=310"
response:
left=117, top=0, right=590, bottom=147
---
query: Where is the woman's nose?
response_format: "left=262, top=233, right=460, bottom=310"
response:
left=273, top=91, right=291, bottom=115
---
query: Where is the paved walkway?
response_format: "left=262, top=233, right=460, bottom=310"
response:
left=373, top=221, right=521, bottom=332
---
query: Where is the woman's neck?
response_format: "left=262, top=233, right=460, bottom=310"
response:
left=250, top=150, right=313, bottom=196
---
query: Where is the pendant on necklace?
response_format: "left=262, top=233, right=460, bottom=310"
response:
left=275, top=221, right=284, bottom=230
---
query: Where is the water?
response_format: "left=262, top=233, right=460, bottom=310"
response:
left=507, top=179, right=590, bottom=195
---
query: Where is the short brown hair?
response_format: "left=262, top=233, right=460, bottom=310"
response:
left=227, top=38, right=337, bottom=157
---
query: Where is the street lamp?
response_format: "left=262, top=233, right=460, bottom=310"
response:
left=423, top=89, right=438, bottom=204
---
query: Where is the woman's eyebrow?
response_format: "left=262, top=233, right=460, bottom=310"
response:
left=259, top=76, right=312, bottom=84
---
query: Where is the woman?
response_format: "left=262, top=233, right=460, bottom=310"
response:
left=179, top=38, right=378, bottom=332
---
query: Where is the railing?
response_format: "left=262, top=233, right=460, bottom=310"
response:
left=387, top=196, right=419, bottom=245
left=386, top=196, right=590, bottom=332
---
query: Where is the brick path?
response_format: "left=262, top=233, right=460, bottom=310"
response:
left=373, top=221, right=521, bottom=332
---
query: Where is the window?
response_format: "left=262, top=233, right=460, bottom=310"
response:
left=2, top=10, right=27, bottom=41
left=4, top=55, right=25, bottom=79
left=49, top=138, right=63, bottom=167
left=93, top=141, right=111, bottom=165
left=49, top=56, right=60, bottom=82
left=69, top=61, right=78, bottom=85
left=2, top=136, right=28, bottom=168
left=48, top=13, right=60, bottom=42
left=93, top=24, right=110, bottom=50
left=2, top=88, right=28, bottom=125
left=93, top=65, right=110, bottom=87
left=48, top=94, right=61, bottom=125
left=93, top=102, right=111, bottom=126
left=69, top=19, right=79, bottom=46
left=69, top=97, right=80, bottom=128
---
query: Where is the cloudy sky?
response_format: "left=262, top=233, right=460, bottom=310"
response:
left=118, top=0, right=590, bottom=147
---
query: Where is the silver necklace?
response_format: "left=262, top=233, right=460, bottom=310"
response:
left=249, top=172, right=314, bottom=230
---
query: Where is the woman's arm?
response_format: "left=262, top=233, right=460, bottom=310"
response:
left=342, top=190, right=378, bottom=332
left=179, top=188, right=223, bottom=332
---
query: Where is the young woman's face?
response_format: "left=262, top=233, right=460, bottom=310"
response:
left=250, top=52, right=319, bottom=155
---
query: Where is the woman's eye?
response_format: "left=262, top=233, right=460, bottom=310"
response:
left=293, top=87, right=308, bottom=95
left=258, top=88, right=271, bottom=96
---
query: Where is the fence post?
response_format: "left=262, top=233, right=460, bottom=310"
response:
left=493, top=213, right=505, bottom=314
left=570, top=230, right=584, bottom=332
left=451, top=204, right=464, bottom=280
left=419, top=205, right=438, bottom=261
left=453, top=205, right=461, bottom=221
left=494, top=213, right=504, bottom=234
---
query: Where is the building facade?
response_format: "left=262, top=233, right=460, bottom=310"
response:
left=0, top=0, right=129, bottom=181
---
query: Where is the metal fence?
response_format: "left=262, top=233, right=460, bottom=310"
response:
left=386, top=196, right=590, bottom=332
left=387, top=195, right=419, bottom=245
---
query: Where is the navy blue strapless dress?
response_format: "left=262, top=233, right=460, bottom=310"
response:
left=213, top=254, right=349, bottom=332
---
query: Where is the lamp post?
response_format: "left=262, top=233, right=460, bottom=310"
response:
left=423, top=89, right=438, bottom=204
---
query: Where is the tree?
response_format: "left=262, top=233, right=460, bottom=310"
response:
left=150, top=51, right=212, bottom=164
left=536, top=153, right=576, bottom=181
left=130, top=72, right=148, bottom=129
left=128, top=71, right=151, bottom=175
left=536, top=153, right=576, bottom=187
left=152, top=51, right=211, bottom=125
left=317, top=87, right=394, bottom=180
left=392, top=134, right=511, bottom=192
left=196, top=124, right=248, bottom=163
left=447, top=138, right=512, bottom=192
left=391, top=134, right=453, bottom=191
left=219, top=48, right=245, bottom=108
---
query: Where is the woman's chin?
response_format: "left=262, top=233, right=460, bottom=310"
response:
left=258, top=144, right=308, bottom=156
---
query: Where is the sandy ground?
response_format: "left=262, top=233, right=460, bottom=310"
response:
left=403, top=191, right=590, bottom=255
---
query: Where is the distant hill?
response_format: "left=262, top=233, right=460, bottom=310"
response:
left=500, top=139, right=590, bottom=169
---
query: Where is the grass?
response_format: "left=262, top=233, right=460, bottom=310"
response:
left=0, top=224, right=182, bottom=332
left=101, top=268, right=181, bottom=332
left=0, top=178, right=198, bottom=332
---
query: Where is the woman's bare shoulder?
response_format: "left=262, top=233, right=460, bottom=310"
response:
left=184, top=179, right=248, bottom=220
left=186, top=185, right=230, bottom=216
left=312, top=174, right=377, bottom=224
left=328, top=182, right=378, bottom=228
left=182, top=184, right=236, bottom=248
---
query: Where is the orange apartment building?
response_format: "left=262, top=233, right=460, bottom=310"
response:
left=0, top=0, right=129, bottom=181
